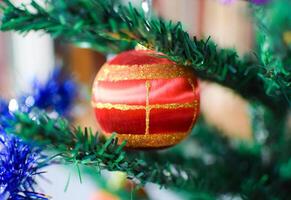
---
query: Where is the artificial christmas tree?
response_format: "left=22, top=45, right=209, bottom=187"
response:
left=0, top=0, right=290, bottom=199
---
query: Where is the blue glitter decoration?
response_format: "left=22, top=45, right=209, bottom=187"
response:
left=30, top=68, right=77, bottom=117
left=0, top=132, right=50, bottom=200
left=0, top=99, right=13, bottom=131
left=0, top=68, right=77, bottom=131
left=0, top=99, right=9, bottom=116
left=0, top=68, right=78, bottom=199
left=20, top=68, right=77, bottom=117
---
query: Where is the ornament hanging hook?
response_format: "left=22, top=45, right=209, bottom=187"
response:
left=142, top=0, right=152, bottom=19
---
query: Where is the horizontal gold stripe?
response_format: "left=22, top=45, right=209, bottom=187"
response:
left=96, top=63, right=195, bottom=81
left=150, top=102, right=198, bottom=109
left=92, top=102, right=199, bottom=110
left=103, top=132, right=189, bottom=148
left=92, top=102, right=145, bottom=110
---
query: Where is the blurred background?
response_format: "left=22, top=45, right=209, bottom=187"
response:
left=0, top=0, right=255, bottom=199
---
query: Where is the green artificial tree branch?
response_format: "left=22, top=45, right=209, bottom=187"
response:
left=3, top=109, right=256, bottom=198
left=252, top=2, right=291, bottom=105
left=3, top=108, right=291, bottom=199
left=8, top=110, right=203, bottom=191
left=0, top=0, right=133, bottom=53
left=0, top=0, right=289, bottom=112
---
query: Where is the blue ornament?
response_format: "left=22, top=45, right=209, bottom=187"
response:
left=0, top=132, right=50, bottom=200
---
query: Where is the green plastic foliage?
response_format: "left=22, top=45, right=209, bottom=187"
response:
left=0, top=0, right=133, bottom=52
left=4, top=108, right=291, bottom=199
left=8, top=110, right=198, bottom=189
left=252, top=0, right=291, bottom=107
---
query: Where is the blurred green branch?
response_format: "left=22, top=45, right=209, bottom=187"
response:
left=252, top=2, right=291, bottom=106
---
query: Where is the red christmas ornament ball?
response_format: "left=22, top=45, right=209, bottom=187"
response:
left=92, top=50, right=200, bottom=149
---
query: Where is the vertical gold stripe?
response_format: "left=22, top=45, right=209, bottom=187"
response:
left=188, top=78, right=198, bottom=132
left=145, top=81, right=151, bottom=135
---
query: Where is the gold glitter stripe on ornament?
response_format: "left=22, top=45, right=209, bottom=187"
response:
left=145, top=81, right=151, bottom=135
left=96, top=64, right=195, bottom=81
left=187, top=78, right=199, bottom=133
left=150, top=102, right=198, bottom=109
left=103, top=132, right=188, bottom=148
left=92, top=102, right=145, bottom=110
left=92, top=102, right=198, bottom=111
